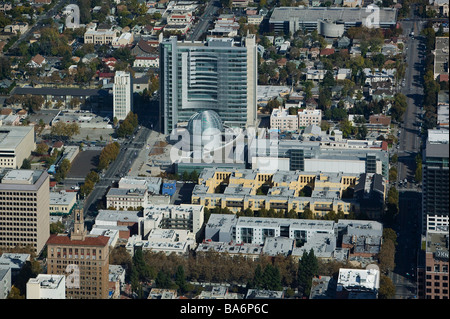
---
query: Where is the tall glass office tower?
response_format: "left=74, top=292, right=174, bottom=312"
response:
left=422, top=129, right=449, bottom=233
left=159, top=34, right=257, bottom=135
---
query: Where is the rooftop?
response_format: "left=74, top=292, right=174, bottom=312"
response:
left=269, top=6, right=397, bottom=24
left=0, top=125, right=34, bottom=151
left=27, top=274, right=65, bottom=290
left=0, top=169, right=47, bottom=190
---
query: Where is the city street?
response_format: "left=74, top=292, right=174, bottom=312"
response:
left=389, top=4, right=426, bottom=299
left=81, top=125, right=151, bottom=228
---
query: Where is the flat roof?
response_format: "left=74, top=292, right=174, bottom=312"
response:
left=11, top=87, right=108, bottom=97
left=0, top=169, right=47, bottom=189
left=269, top=6, right=397, bottom=24
left=0, top=125, right=33, bottom=151
left=50, top=191, right=77, bottom=206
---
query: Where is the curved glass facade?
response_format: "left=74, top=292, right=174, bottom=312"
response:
left=186, top=110, right=224, bottom=136
left=160, top=36, right=257, bottom=135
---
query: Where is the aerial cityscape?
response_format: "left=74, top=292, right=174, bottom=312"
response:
left=0, top=0, right=448, bottom=304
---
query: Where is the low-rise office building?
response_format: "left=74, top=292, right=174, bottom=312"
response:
left=336, top=268, right=380, bottom=299
left=49, top=191, right=77, bottom=216
left=106, top=188, right=148, bottom=210
left=0, top=126, right=35, bottom=169
left=26, top=274, right=65, bottom=299
left=251, top=137, right=389, bottom=179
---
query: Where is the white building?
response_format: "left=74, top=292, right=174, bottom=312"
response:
left=0, top=268, right=11, bottom=299
left=26, top=274, right=65, bottom=299
left=133, top=56, right=159, bottom=68
left=270, top=106, right=298, bottom=132
left=106, top=188, right=148, bottom=210
left=337, top=268, right=380, bottom=299
left=112, top=32, right=134, bottom=48
left=298, top=109, right=322, bottom=127
left=234, top=217, right=335, bottom=245
left=113, top=71, right=133, bottom=121
left=142, top=204, right=204, bottom=238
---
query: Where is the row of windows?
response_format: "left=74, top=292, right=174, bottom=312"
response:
left=0, top=240, right=36, bottom=245
left=0, top=201, right=37, bottom=206
left=0, top=208, right=37, bottom=212
left=426, top=266, right=449, bottom=273
left=0, top=192, right=36, bottom=196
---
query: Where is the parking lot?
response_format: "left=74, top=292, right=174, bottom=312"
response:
left=52, top=110, right=112, bottom=129
left=66, top=150, right=101, bottom=178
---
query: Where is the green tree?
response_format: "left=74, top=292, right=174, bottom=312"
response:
left=50, top=221, right=65, bottom=234
left=175, top=265, right=188, bottom=294
left=297, top=249, right=319, bottom=297
left=378, top=239, right=396, bottom=273
left=378, top=274, right=396, bottom=299
left=21, top=158, right=31, bottom=169
left=35, top=142, right=49, bottom=156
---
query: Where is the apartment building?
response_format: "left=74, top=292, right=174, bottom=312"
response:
left=298, top=109, right=322, bottom=128
left=166, top=11, right=193, bottom=25
left=142, top=204, right=204, bottom=239
left=3, top=22, right=28, bottom=34
left=0, top=126, right=36, bottom=169
left=204, top=214, right=383, bottom=262
left=191, top=168, right=366, bottom=216
left=46, top=209, right=110, bottom=299
left=0, top=169, right=49, bottom=254
left=270, top=106, right=298, bottom=132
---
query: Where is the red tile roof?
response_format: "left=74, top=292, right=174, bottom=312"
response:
left=320, top=48, right=335, bottom=56
left=46, top=234, right=109, bottom=247
left=439, top=74, right=449, bottom=82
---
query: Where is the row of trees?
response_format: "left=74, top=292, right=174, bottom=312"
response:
left=116, top=112, right=139, bottom=138
left=421, top=23, right=447, bottom=131
left=111, top=243, right=395, bottom=299
left=203, top=206, right=358, bottom=226
left=97, top=141, right=120, bottom=171
left=53, top=158, right=72, bottom=183
left=80, top=171, right=100, bottom=198
left=50, top=122, right=80, bottom=139
left=112, top=246, right=322, bottom=298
